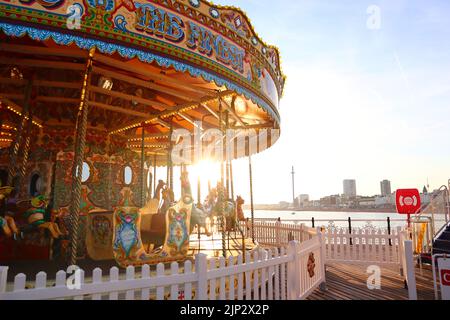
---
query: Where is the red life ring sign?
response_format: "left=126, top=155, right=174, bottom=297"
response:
left=395, top=189, right=421, bottom=214
left=437, top=257, right=450, bottom=299
left=442, top=269, right=450, bottom=287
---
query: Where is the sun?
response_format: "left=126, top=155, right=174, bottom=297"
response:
left=188, top=160, right=222, bottom=201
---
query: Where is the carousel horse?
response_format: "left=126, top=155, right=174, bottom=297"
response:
left=236, top=195, right=249, bottom=230
left=140, top=180, right=166, bottom=215
left=0, top=186, right=20, bottom=239
left=203, top=184, right=236, bottom=231
left=21, top=195, right=65, bottom=239
left=159, top=185, right=175, bottom=215
left=204, top=185, right=235, bottom=218
left=113, top=174, right=194, bottom=267
left=140, top=180, right=167, bottom=248
left=179, top=171, right=211, bottom=236
left=140, top=184, right=175, bottom=249
left=236, top=196, right=246, bottom=221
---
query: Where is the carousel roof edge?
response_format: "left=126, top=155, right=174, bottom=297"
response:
left=0, top=20, right=280, bottom=126
left=199, top=0, right=286, bottom=94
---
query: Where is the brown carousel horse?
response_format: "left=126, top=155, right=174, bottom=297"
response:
left=236, top=195, right=246, bottom=221
left=236, top=195, right=249, bottom=230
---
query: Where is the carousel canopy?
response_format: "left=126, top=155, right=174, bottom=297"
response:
left=0, top=0, right=285, bottom=165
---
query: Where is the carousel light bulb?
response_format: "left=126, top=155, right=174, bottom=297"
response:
left=10, top=67, right=23, bottom=80
left=99, top=76, right=113, bottom=90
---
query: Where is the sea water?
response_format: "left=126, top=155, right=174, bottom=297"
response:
left=245, top=210, right=407, bottom=229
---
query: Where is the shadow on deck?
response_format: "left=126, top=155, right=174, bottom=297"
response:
left=308, top=263, right=435, bottom=300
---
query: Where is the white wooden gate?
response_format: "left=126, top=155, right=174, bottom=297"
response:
left=323, top=226, right=403, bottom=267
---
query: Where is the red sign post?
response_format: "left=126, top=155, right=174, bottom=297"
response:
left=395, top=189, right=421, bottom=226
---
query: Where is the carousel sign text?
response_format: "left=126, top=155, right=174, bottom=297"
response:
left=134, top=3, right=245, bottom=73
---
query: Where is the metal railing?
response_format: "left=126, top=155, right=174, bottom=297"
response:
left=417, top=185, right=449, bottom=236
left=412, top=185, right=450, bottom=254
left=252, top=217, right=406, bottom=231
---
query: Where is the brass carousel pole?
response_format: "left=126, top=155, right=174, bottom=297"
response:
left=225, top=112, right=230, bottom=200
left=7, top=79, right=32, bottom=186
left=218, top=97, right=226, bottom=258
left=229, top=161, right=234, bottom=201
left=249, top=155, right=255, bottom=243
left=69, top=47, right=95, bottom=267
left=0, top=105, right=3, bottom=143
left=140, top=124, right=146, bottom=207
left=106, top=134, right=112, bottom=210
left=153, top=154, right=157, bottom=197
left=197, top=176, right=201, bottom=207
left=0, top=104, right=3, bottom=134
left=167, top=119, right=173, bottom=190
left=17, top=107, right=33, bottom=195
left=146, top=157, right=153, bottom=201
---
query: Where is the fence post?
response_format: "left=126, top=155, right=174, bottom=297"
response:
left=403, top=240, right=417, bottom=300
left=300, top=224, right=304, bottom=243
left=348, top=217, right=352, bottom=245
left=317, top=227, right=327, bottom=291
left=276, top=220, right=281, bottom=247
left=399, top=228, right=406, bottom=276
left=0, top=266, right=8, bottom=294
left=287, top=241, right=300, bottom=300
left=387, top=217, right=392, bottom=246
left=195, top=253, right=208, bottom=300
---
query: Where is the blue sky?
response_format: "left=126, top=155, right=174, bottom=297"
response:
left=189, top=1, right=450, bottom=203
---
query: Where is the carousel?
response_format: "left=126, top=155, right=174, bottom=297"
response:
left=0, top=0, right=285, bottom=269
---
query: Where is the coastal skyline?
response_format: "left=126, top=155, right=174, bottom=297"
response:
left=210, top=0, right=450, bottom=203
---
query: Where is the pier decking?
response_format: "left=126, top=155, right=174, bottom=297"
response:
left=308, top=263, right=435, bottom=300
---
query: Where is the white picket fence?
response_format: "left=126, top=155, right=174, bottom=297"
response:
left=0, top=234, right=326, bottom=300
left=1, top=220, right=420, bottom=300
left=245, top=221, right=402, bottom=267
left=249, top=219, right=418, bottom=300
left=240, top=221, right=315, bottom=247
left=323, top=226, right=403, bottom=267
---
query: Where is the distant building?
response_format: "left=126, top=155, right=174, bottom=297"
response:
left=343, top=179, right=357, bottom=197
left=295, top=194, right=309, bottom=208
left=380, top=180, right=391, bottom=196
left=375, top=194, right=395, bottom=207
left=358, top=196, right=376, bottom=208
left=320, top=195, right=340, bottom=207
